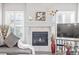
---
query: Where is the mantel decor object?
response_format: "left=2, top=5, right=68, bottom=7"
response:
left=0, top=25, right=9, bottom=40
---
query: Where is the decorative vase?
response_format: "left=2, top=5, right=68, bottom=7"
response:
left=66, top=47, right=71, bottom=55
left=51, top=39, right=56, bottom=54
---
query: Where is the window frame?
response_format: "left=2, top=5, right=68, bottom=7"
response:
left=56, top=11, right=76, bottom=24
left=5, top=10, right=25, bottom=39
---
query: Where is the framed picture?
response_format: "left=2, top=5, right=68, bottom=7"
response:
left=36, top=12, right=46, bottom=21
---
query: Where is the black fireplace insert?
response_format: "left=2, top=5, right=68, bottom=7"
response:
left=32, top=32, right=48, bottom=46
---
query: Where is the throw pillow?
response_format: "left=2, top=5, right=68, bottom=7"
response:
left=0, top=29, right=4, bottom=46
left=0, top=35, right=4, bottom=46
left=4, top=32, right=20, bottom=48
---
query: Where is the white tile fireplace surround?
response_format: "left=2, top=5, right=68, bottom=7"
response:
left=25, top=21, right=56, bottom=52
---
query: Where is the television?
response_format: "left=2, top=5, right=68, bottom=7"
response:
left=57, top=23, right=79, bottom=38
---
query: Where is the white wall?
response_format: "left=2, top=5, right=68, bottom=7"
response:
left=77, top=4, right=79, bottom=22
left=3, top=3, right=26, bottom=11
left=0, top=4, right=2, bottom=25
left=26, top=3, right=77, bottom=21
left=0, top=3, right=78, bottom=24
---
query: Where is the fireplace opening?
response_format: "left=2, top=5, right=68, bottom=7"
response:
left=32, top=32, right=48, bottom=46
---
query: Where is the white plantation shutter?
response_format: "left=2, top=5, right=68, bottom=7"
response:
left=0, top=4, right=2, bottom=25
left=56, top=11, right=75, bottom=24
left=5, top=11, right=24, bottom=39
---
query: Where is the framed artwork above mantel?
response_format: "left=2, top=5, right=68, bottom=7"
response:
left=35, top=12, right=46, bottom=21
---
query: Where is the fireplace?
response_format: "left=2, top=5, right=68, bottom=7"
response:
left=32, top=32, right=48, bottom=46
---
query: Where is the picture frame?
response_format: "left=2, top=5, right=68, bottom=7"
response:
left=36, top=12, right=46, bottom=21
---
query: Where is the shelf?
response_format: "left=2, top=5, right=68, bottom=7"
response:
left=57, top=37, right=79, bottom=41
left=25, top=21, right=54, bottom=27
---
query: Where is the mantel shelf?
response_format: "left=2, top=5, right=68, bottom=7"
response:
left=25, top=21, right=55, bottom=27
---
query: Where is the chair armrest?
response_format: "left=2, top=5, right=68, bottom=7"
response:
left=18, top=40, right=35, bottom=55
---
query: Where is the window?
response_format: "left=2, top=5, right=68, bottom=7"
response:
left=0, top=11, right=2, bottom=25
left=56, top=11, right=75, bottom=24
left=5, top=11, right=24, bottom=39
